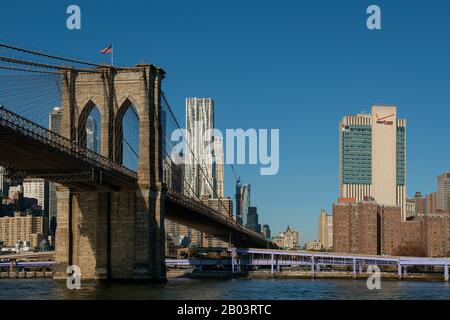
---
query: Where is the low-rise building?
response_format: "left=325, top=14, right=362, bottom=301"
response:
left=273, top=226, right=299, bottom=249
left=406, top=198, right=416, bottom=218
left=305, top=240, right=322, bottom=251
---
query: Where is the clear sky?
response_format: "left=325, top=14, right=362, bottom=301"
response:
left=2, top=0, right=450, bottom=244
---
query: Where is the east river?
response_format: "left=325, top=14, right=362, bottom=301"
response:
left=0, top=278, right=450, bottom=300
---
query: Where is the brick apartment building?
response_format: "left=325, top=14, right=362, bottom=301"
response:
left=0, top=213, right=48, bottom=248
left=333, top=198, right=378, bottom=255
left=333, top=198, right=450, bottom=257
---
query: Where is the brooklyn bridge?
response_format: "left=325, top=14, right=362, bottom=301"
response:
left=0, top=43, right=274, bottom=281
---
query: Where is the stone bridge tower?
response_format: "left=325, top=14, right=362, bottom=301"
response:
left=54, top=65, right=166, bottom=282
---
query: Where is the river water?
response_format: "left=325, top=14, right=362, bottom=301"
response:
left=1, top=278, right=450, bottom=300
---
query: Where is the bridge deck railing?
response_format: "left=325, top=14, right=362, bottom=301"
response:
left=0, top=105, right=137, bottom=182
left=166, top=190, right=270, bottom=243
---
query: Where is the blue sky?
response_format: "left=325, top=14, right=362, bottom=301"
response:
left=2, top=0, right=450, bottom=244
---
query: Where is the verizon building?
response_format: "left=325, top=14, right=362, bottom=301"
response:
left=339, top=105, right=407, bottom=220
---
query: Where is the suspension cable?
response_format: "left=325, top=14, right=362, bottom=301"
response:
left=0, top=65, right=60, bottom=75
left=0, top=42, right=101, bottom=68
left=161, top=92, right=231, bottom=217
left=0, top=55, right=99, bottom=73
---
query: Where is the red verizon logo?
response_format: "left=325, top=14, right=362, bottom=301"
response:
left=375, top=113, right=394, bottom=125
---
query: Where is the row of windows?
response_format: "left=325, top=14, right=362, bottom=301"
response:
left=397, top=128, right=406, bottom=185
left=343, top=137, right=371, bottom=141
left=342, top=161, right=371, bottom=165
left=342, top=126, right=406, bottom=185
left=342, top=126, right=372, bottom=184
left=344, top=126, right=371, bottom=132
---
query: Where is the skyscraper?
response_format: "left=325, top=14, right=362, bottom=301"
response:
left=339, top=105, right=407, bottom=220
left=262, top=224, right=271, bottom=240
left=49, top=107, right=62, bottom=135
left=236, top=184, right=251, bottom=225
left=318, top=209, right=333, bottom=250
left=23, top=179, right=49, bottom=214
left=437, top=172, right=450, bottom=211
left=180, top=98, right=226, bottom=248
left=246, top=206, right=261, bottom=233
left=327, top=215, right=333, bottom=249
left=86, top=116, right=99, bottom=153
left=185, top=98, right=217, bottom=198
left=212, top=137, right=224, bottom=199
left=0, top=166, right=9, bottom=198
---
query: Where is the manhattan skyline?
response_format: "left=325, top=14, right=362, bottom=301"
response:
left=2, top=1, right=450, bottom=244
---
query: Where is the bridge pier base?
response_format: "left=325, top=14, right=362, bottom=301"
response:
left=108, top=188, right=166, bottom=282
left=53, top=187, right=72, bottom=280
left=54, top=188, right=109, bottom=280
left=54, top=188, right=166, bottom=282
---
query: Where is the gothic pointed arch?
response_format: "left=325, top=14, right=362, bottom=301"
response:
left=78, top=99, right=101, bottom=152
left=114, top=97, right=140, bottom=167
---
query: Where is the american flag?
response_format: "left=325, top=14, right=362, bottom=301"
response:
left=100, top=45, right=112, bottom=54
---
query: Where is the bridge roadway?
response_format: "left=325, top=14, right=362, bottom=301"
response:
left=0, top=106, right=137, bottom=191
left=0, top=106, right=271, bottom=248
left=165, top=191, right=270, bottom=247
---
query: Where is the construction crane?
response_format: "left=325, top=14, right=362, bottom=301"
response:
left=231, top=164, right=241, bottom=186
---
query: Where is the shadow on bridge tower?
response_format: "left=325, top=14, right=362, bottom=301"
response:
left=54, top=65, right=167, bottom=282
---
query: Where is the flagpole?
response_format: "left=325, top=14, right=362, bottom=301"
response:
left=111, top=44, right=114, bottom=66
